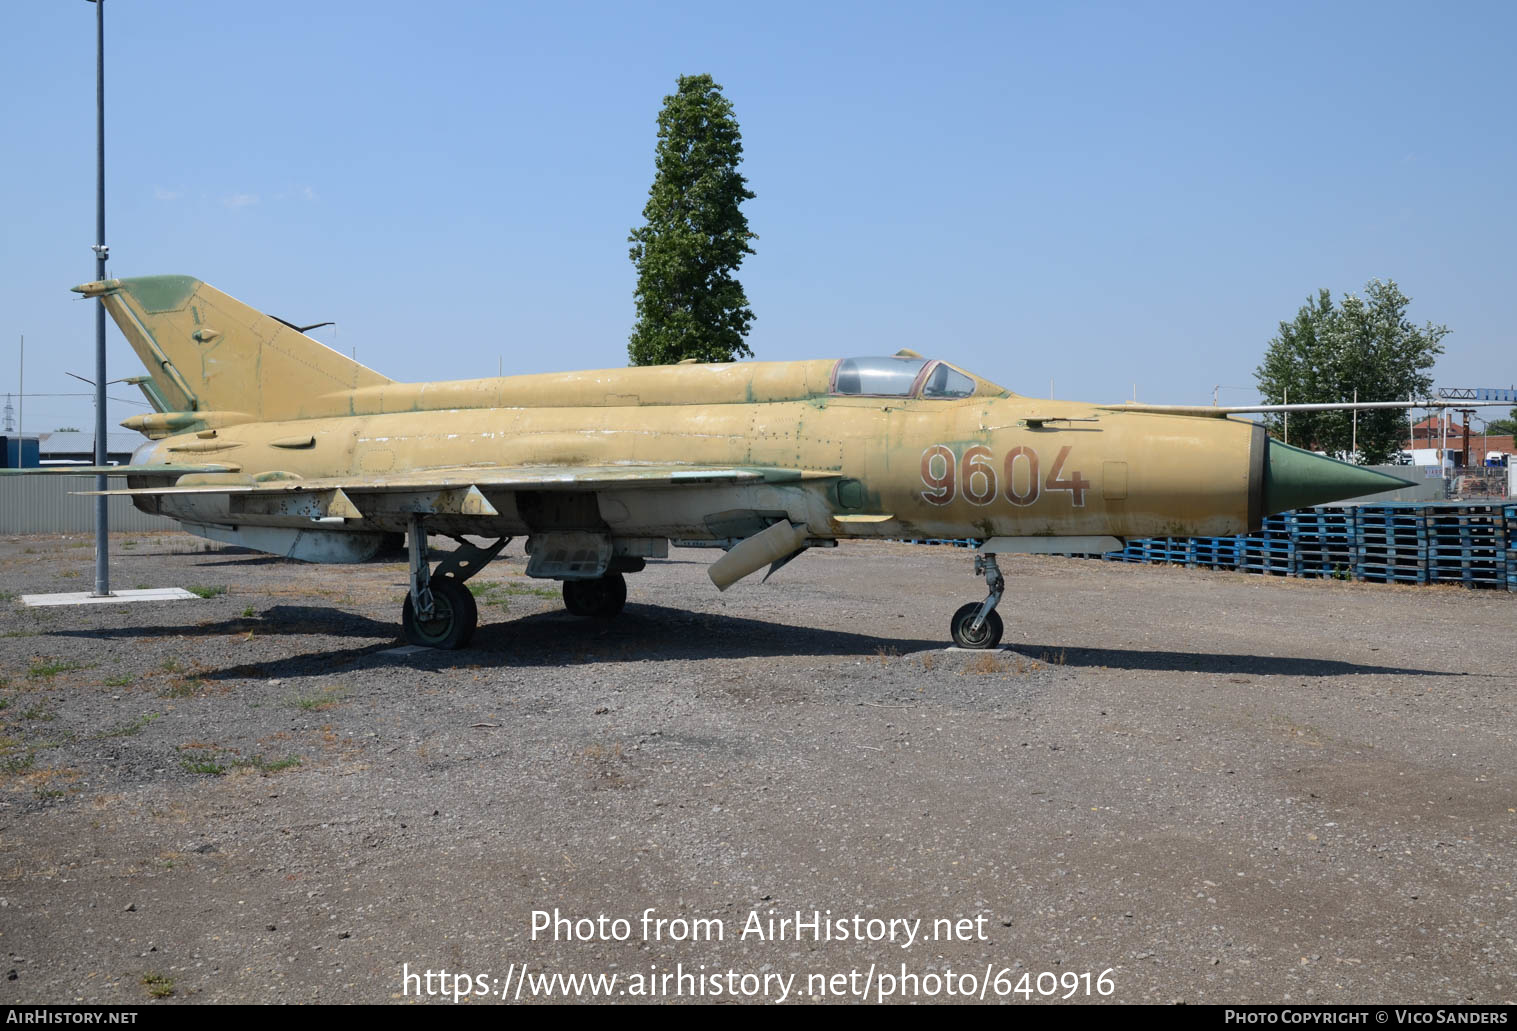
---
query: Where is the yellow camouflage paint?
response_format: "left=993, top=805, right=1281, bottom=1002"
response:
left=75, top=275, right=1263, bottom=546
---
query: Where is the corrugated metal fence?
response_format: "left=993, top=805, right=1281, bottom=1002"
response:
left=0, top=476, right=177, bottom=533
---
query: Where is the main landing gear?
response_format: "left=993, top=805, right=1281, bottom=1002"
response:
left=401, top=519, right=642, bottom=648
left=562, top=572, right=627, bottom=619
left=949, top=551, right=1005, bottom=649
left=402, top=516, right=509, bottom=649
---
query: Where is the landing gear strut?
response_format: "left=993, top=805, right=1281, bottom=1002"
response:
left=950, top=551, right=1005, bottom=649
left=402, top=515, right=509, bottom=649
left=563, top=572, right=627, bottom=618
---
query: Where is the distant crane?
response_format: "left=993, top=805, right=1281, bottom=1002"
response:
left=1415, top=388, right=1516, bottom=468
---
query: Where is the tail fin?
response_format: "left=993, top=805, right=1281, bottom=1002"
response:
left=74, top=275, right=391, bottom=420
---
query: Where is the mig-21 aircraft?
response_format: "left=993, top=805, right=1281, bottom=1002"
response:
left=16, top=275, right=1414, bottom=649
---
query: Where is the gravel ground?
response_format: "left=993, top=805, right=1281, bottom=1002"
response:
left=0, top=530, right=1512, bottom=1005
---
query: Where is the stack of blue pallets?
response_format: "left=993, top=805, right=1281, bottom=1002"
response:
left=1506, top=505, right=1517, bottom=593
left=1353, top=504, right=1428, bottom=583
left=1190, top=535, right=1240, bottom=570
left=1238, top=514, right=1294, bottom=575
left=919, top=499, right=1514, bottom=594
left=1289, top=507, right=1357, bottom=579
left=1140, top=537, right=1194, bottom=564
left=1426, top=504, right=1506, bottom=587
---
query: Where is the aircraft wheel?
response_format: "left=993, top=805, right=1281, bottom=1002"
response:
left=402, top=578, right=477, bottom=649
left=950, top=602, right=1003, bottom=650
left=563, top=573, right=627, bottom=618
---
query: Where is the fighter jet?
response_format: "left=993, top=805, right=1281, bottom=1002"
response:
left=22, top=275, right=1413, bottom=649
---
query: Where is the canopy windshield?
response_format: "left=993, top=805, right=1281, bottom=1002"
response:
left=830, top=357, right=987, bottom=399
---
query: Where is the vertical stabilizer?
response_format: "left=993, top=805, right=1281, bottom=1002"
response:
left=73, top=275, right=390, bottom=419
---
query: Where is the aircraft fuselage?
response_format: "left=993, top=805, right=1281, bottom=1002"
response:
left=128, top=364, right=1263, bottom=548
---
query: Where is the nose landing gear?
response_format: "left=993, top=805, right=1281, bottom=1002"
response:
left=949, top=551, right=1005, bottom=649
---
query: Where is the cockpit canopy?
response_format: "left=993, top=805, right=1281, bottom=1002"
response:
left=830, top=357, right=983, bottom=399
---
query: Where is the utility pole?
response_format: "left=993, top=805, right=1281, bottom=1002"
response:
left=1351, top=387, right=1357, bottom=458
left=88, top=0, right=110, bottom=597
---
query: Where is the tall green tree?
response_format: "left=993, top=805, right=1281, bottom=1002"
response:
left=628, top=74, right=757, bottom=366
left=1254, top=279, right=1448, bottom=464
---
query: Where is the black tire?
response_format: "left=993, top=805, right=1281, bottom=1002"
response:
left=402, top=578, right=478, bottom=649
left=950, top=602, right=1003, bottom=649
left=562, top=572, right=627, bottom=618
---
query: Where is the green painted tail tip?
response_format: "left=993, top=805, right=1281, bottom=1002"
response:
left=116, top=275, right=202, bottom=313
left=1263, top=440, right=1416, bottom=514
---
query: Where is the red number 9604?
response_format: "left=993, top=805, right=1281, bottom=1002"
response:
left=920, top=444, right=1088, bottom=508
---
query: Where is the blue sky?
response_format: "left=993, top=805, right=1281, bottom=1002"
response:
left=2, top=1, right=1513, bottom=434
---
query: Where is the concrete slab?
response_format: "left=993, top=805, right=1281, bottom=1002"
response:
left=20, top=587, right=199, bottom=607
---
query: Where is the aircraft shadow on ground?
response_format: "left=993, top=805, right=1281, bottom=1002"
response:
left=46, top=604, right=1448, bottom=679
left=1003, top=641, right=1449, bottom=678
left=48, top=602, right=944, bottom=678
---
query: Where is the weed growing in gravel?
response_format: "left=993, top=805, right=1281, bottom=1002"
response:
left=965, top=652, right=1004, bottom=675
left=504, top=582, right=559, bottom=598
left=159, top=658, right=182, bottom=673
left=141, top=973, right=174, bottom=999
left=0, top=697, right=8, bottom=710
left=241, top=606, right=255, bottom=618
left=468, top=580, right=559, bottom=609
left=28, top=660, right=84, bottom=680
left=101, top=675, right=135, bottom=688
left=20, top=705, right=54, bottom=722
left=920, top=653, right=937, bottom=671
left=0, top=591, right=16, bottom=603
left=0, top=750, right=36, bottom=775
left=97, top=713, right=160, bottom=738
left=58, top=570, right=80, bottom=579
left=179, top=743, right=295, bottom=777
left=180, top=757, right=227, bottom=776
left=0, top=630, right=38, bottom=638
left=158, top=678, right=202, bottom=699
left=962, top=652, right=1043, bottom=676
left=187, top=585, right=226, bottom=599
left=292, top=686, right=347, bottom=711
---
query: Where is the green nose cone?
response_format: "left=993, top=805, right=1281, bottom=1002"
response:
left=1263, top=440, right=1417, bottom=514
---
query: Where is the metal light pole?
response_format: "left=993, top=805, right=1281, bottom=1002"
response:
left=89, top=0, right=110, bottom=596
